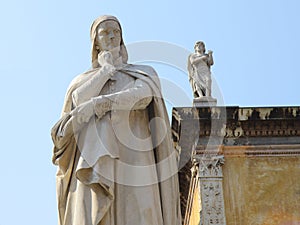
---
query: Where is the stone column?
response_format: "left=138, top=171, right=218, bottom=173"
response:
left=194, top=155, right=226, bottom=225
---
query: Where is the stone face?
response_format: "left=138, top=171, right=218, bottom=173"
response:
left=172, top=106, right=300, bottom=225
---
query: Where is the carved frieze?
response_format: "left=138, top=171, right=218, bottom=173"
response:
left=193, top=155, right=226, bottom=225
left=201, top=181, right=226, bottom=225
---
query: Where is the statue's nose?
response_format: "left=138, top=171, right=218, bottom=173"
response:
left=108, top=30, right=115, bottom=39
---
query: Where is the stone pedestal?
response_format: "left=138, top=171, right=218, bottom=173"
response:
left=193, top=97, right=217, bottom=107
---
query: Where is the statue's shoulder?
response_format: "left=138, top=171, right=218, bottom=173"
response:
left=189, top=52, right=198, bottom=60
left=125, top=64, right=158, bottom=77
left=68, top=68, right=98, bottom=90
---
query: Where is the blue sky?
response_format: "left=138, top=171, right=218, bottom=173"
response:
left=0, top=0, right=299, bottom=224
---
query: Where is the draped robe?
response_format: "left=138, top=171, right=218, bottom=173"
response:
left=51, top=64, right=182, bottom=225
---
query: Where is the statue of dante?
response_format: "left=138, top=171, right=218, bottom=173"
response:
left=51, top=15, right=181, bottom=225
left=187, top=41, right=214, bottom=98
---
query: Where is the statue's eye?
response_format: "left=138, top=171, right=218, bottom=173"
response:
left=98, top=31, right=106, bottom=36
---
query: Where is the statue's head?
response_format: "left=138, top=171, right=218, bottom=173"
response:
left=90, top=15, right=128, bottom=68
left=194, top=41, right=206, bottom=53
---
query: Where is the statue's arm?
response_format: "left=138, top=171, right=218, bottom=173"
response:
left=51, top=102, right=95, bottom=150
left=59, top=73, right=154, bottom=126
left=92, top=78, right=153, bottom=118
left=207, top=51, right=214, bottom=66
left=51, top=112, right=82, bottom=147
left=72, top=66, right=114, bottom=106
left=189, top=53, right=207, bottom=65
left=51, top=105, right=96, bottom=168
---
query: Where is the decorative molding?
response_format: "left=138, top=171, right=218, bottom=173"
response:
left=172, top=106, right=300, bottom=142
left=195, top=145, right=300, bottom=157
left=196, top=156, right=225, bottom=178
left=197, top=120, right=300, bottom=139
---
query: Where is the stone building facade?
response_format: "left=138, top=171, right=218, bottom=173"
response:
left=172, top=106, right=300, bottom=225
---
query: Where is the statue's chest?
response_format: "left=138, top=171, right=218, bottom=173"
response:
left=100, top=71, right=135, bottom=95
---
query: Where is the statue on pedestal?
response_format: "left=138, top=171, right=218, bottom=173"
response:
left=188, top=41, right=216, bottom=106
left=51, top=15, right=181, bottom=225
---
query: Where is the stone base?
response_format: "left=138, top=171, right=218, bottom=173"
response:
left=193, top=96, right=217, bottom=107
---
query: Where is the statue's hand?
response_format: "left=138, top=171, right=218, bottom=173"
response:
left=72, top=100, right=95, bottom=124
left=97, top=51, right=115, bottom=76
left=101, top=64, right=115, bottom=76
left=92, top=96, right=111, bottom=119
left=98, top=51, right=113, bottom=65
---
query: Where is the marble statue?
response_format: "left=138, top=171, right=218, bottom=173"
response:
left=51, top=15, right=181, bottom=225
left=187, top=41, right=214, bottom=98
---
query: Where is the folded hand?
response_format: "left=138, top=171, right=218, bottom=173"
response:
left=72, top=100, right=95, bottom=124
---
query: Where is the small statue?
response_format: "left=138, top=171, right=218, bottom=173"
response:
left=187, top=41, right=214, bottom=98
